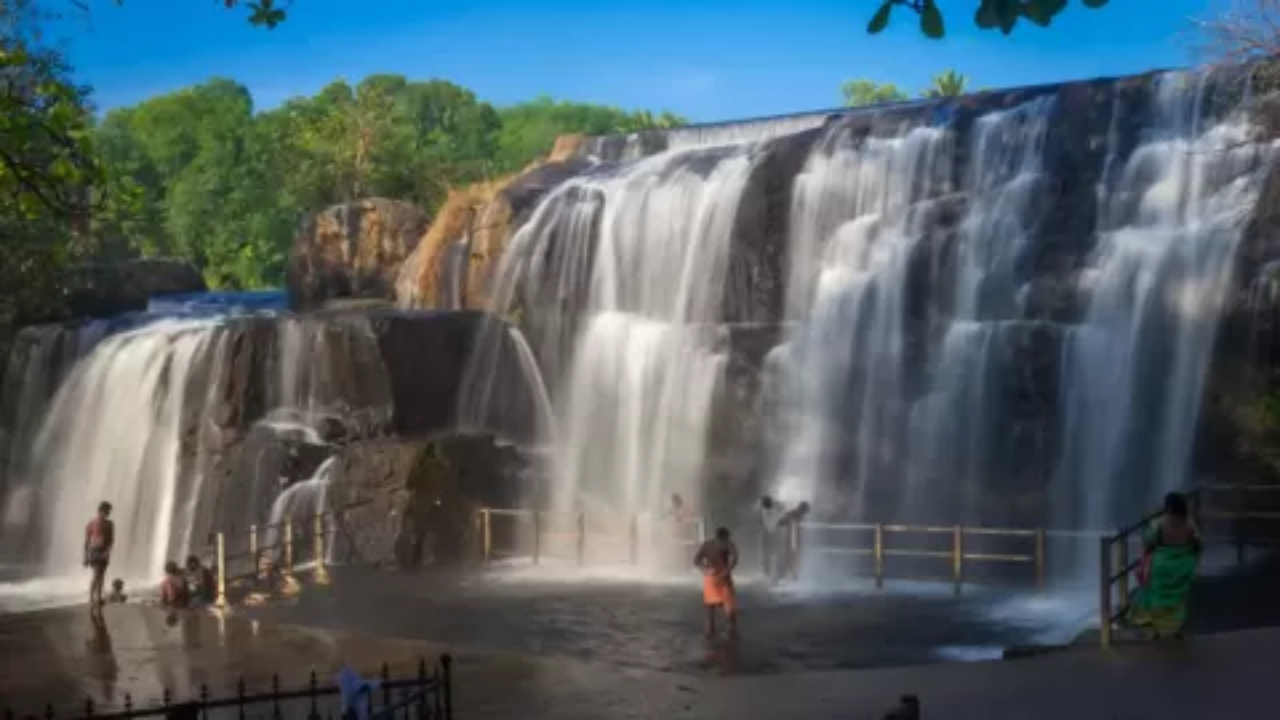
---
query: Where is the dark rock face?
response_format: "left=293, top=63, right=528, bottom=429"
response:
left=333, top=436, right=526, bottom=569
left=65, top=258, right=207, bottom=318
left=287, top=199, right=430, bottom=311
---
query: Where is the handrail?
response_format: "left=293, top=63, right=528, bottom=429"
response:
left=1098, top=483, right=1280, bottom=647
left=477, top=508, right=706, bottom=567
left=201, top=502, right=366, bottom=608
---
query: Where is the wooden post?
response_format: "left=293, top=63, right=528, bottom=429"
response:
left=215, top=532, right=227, bottom=609
left=1035, top=529, right=1046, bottom=591
left=628, top=514, right=639, bottom=565
left=249, top=524, right=261, bottom=582
left=283, top=521, right=295, bottom=572
left=1115, top=536, right=1130, bottom=611
left=481, top=509, right=492, bottom=562
left=532, top=511, right=542, bottom=566
left=1099, top=535, right=1113, bottom=648
left=952, top=526, right=963, bottom=595
left=874, top=524, right=885, bottom=590
left=313, top=513, right=329, bottom=584
left=576, top=511, right=586, bottom=566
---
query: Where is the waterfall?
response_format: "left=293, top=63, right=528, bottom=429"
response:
left=263, top=457, right=336, bottom=562
left=1056, top=71, right=1279, bottom=530
left=13, top=320, right=231, bottom=583
left=909, top=97, right=1055, bottom=523
left=771, top=118, right=954, bottom=514
left=483, top=143, right=764, bottom=516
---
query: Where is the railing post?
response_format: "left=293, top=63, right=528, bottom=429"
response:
left=313, top=513, right=329, bottom=584
left=249, top=524, right=261, bottom=582
left=215, top=532, right=227, bottom=609
left=532, top=511, right=542, bottom=566
left=1099, top=535, right=1113, bottom=648
left=952, top=526, right=963, bottom=596
left=1115, top=536, right=1130, bottom=611
left=481, top=508, right=492, bottom=562
left=1035, top=529, right=1046, bottom=591
left=283, top=520, right=295, bottom=572
left=874, top=524, right=885, bottom=590
left=789, top=519, right=800, bottom=580
left=576, top=511, right=586, bottom=566
left=629, top=513, right=639, bottom=565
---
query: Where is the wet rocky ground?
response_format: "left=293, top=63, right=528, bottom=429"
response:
left=236, top=563, right=1093, bottom=674
left=3, top=602, right=1280, bottom=720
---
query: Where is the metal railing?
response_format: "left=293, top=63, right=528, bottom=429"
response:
left=477, top=508, right=705, bottom=566
left=477, top=506, right=1080, bottom=591
left=204, top=504, right=363, bottom=609
left=4, top=655, right=452, bottom=720
left=796, top=520, right=1057, bottom=593
left=1098, top=483, right=1280, bottom=647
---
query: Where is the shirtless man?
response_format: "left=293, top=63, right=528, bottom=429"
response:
left=84, top=501, right=114, bottom=608
left=693, top=526, right=739, bottom=639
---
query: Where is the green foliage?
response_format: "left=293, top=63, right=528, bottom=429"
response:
left=0, top=0, right=125, bottom=323
left=923, top=69, right=969, bottom=98
left=841, top=80, right=909, bottom=107
left=90, top=78, right=686, bottom=291
left=867, top=0, right=1108, bottom=38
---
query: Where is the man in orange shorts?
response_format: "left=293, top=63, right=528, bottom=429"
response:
left=693, top=526, right=739, bottom=639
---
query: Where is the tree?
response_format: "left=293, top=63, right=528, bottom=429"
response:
left=841, top=79, right=909, bottom=107
left=1194, top=1, right=1280, bottom=66
left=922, top=70, right=968, bottom=98
left=0, top=0, right=119, bottom=323
left=866, top=0, right=1110, bottom=39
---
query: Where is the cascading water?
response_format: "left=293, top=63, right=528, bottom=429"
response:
left=909, top=97, right=1055, bottom=523
left=1055, top=71, right=1279, bottom=531
left=484, top=143, right=764, bottom=518
left=770, top=118, right=954, bottom=515
left=13, top=320, right=231, bottom=583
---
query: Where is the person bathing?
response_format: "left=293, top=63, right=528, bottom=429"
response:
left=694, top=526, right=739, bottom=639
left=160, top=561, right=191, bottom=610
left=84, top=501, right=115, bottom=608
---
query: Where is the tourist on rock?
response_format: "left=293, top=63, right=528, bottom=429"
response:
left=758, top=496, right=787, bottom=584
left=105, top=579, right=128, bottom=604
left=694, top=526, right=739, bottom=639
left=160, top=561, right=191, bottom=609
left=1125, top=492, right=1202, bottom=639
left=185, top=555, right=217, bottom=605
left=83, top=501, right=115, bottom=608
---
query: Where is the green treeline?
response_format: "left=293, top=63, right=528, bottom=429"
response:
left=90, top=76, right=687, bottom=291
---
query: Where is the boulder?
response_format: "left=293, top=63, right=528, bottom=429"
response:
left=287, top=199, right=430, bottom=311
left=331, top=436, right=526, bottom=568
left=64, top=258, right=207, bottom=318
left=395, top=160, right=593, bottom=311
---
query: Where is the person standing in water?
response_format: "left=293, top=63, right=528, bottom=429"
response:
left=758, top=496, right=787, bottom=584
left=693, top=526, right=739, bottom=639
left=84, top=501, right=114, bottom=608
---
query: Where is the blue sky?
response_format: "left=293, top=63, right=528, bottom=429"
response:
left=61, top=0, right=1220, bottom=122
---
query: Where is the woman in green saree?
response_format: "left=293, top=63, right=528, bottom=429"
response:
left=1126, top=492, right=1201, bottom=639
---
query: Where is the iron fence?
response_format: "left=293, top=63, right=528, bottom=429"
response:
left=3, top=655, right=451, bottom=720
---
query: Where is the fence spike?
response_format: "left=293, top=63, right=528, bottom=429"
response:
left=236, top=677, right=246, bottom=720
left=417, top=657, right=429, bottom=717
left=308, top=668, right=319, bottom=719
left=380, top=663, right=391, bottom=708
left=199, top=683, right=209, bottom=716
left=123, top=694, right=133, bottom=716
left=441, top=654, right=453, bottom=719
left=4, top=707, right=13, bottom=720
left=44, top=704, right=53, bottom=720
left=83, top=696, right=94, bottom=718
left=271, top=673, right=281, bottom=720
left=161, top=689, right=171, bottom=710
